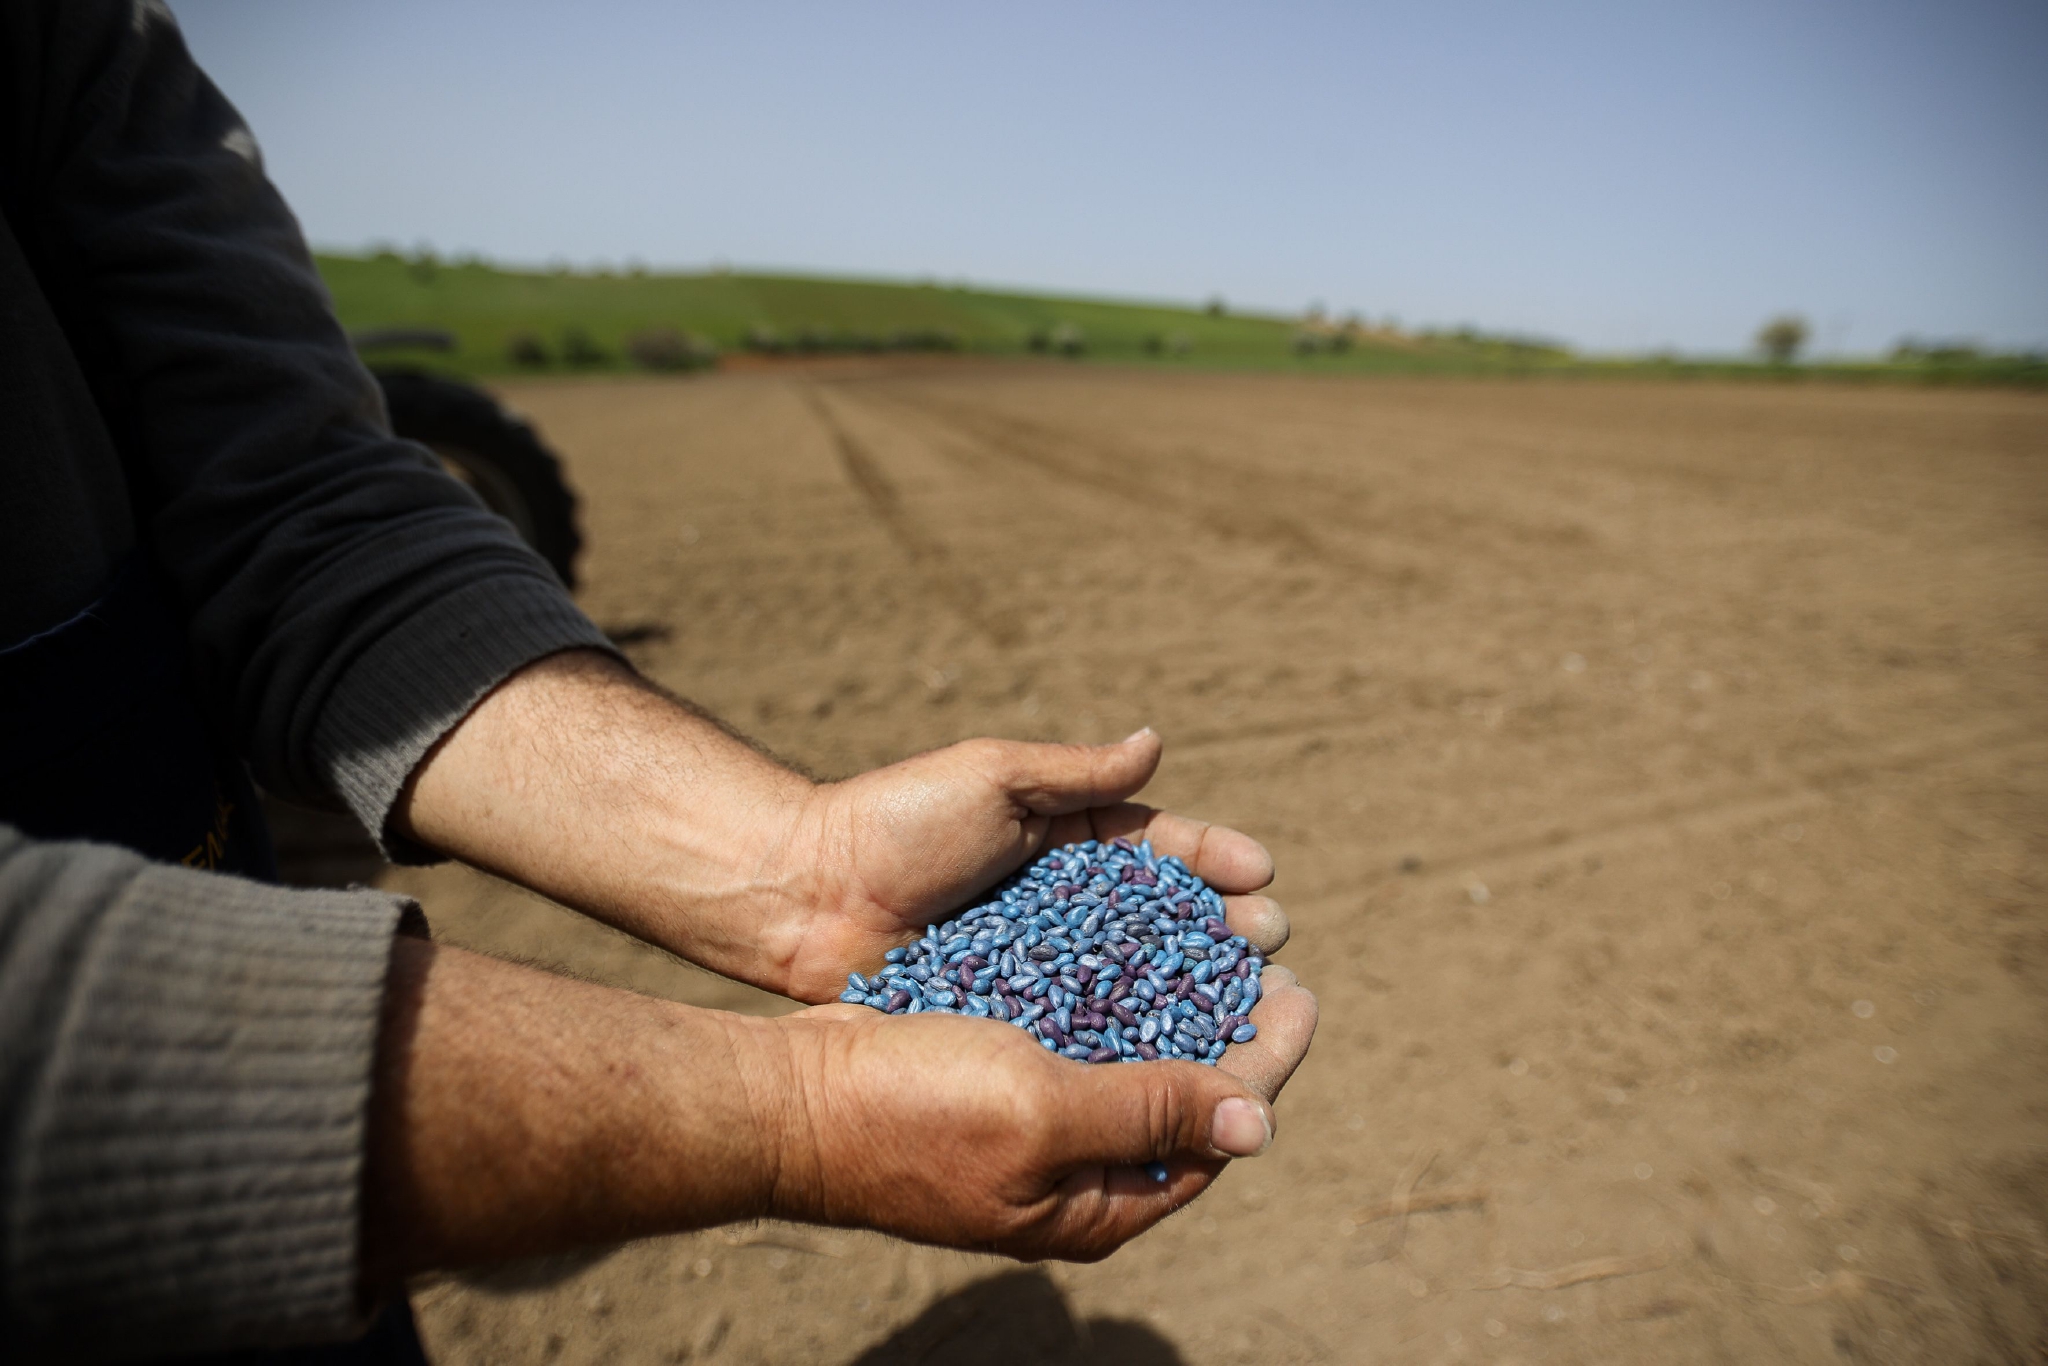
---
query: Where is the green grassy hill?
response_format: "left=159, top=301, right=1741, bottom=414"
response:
left=315, top=252, right=1569, bottom=378
left=316, top=251, right=2045, bottom=388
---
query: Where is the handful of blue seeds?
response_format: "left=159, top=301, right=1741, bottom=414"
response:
left=841, top=836, right=1263, bottom=1065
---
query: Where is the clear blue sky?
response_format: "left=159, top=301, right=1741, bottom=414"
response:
left=172, top=0, right=2046, bottom=356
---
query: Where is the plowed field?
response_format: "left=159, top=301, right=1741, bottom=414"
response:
left=372, top=366, right=2048, bottom=1364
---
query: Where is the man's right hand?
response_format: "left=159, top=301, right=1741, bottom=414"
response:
left=765, top=960, right=1316, bottom=1259
left=362, top=941, right=1316, bottom=1282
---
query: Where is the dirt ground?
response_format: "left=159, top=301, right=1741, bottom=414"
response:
left=354, top=365, right=2048, bottom=1363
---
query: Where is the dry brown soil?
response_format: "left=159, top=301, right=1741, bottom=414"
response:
left=349, top=366, right=2048, bottom=1363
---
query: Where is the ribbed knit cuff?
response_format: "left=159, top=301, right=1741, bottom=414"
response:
left=309, top=574, right=615, bottom=864
left=6, top=861, right=411, bottom=1361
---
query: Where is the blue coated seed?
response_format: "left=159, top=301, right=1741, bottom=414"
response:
left=1232, top=1024, right=1258, bottom=1043
left=839, top=989, right=865, bottom=1003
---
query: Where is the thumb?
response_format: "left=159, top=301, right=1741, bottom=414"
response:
left=1053, top=1057, right=1275, bottom=1166
left=979, top=728, right=1163, bottom=815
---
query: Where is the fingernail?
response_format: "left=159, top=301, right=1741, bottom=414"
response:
left=1212, top=1097, right=1272, bottom=1157
left=1122, top=727, right=1156, bottom=743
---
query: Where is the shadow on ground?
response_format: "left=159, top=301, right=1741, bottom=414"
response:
left=442, top=1247, right=622, bottom=1297
left=848, top=1268, right=1182, bottom=1366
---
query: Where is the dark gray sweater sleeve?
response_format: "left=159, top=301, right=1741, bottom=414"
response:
left=0, top=825, right=413, bottom=1360
left=6, top=0, right=614, bottom=856
left=2, top=2, right=620, bottom=1358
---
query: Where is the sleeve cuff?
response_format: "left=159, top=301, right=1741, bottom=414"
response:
left=6, top=858, right=412, bottom=1359
left=308, top=574, right=616, bottom=864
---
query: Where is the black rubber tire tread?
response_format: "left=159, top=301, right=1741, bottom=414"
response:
left=370, top=367, right=585, bottom=589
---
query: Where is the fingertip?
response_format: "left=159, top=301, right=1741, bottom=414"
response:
left=1255, top=969, right=1319, bottom=1036
left=1199, top=828, right=1275, bottom=893
left=1222, top=895, right=1290, bottom=955
left=1105, top=729, right=1163, bottom=780
left=1256, top=963, right=1301, bottom=993
left=1217, top=971, right=1317, bottom=1103
left=1211, top=1095, right=1274, bottom=1157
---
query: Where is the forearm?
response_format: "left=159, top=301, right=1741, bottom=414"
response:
left=392, top=650, right=818, bottom=989
left=360, top=937, right=797, bottom=1283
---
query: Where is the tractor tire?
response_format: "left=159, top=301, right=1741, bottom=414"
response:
left=370, top=368, right=584, bottom=590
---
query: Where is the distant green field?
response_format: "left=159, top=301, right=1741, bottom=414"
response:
left=316, top=252, right=1576, bottom=377
left=316, top=252, right=2045, bottom=388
